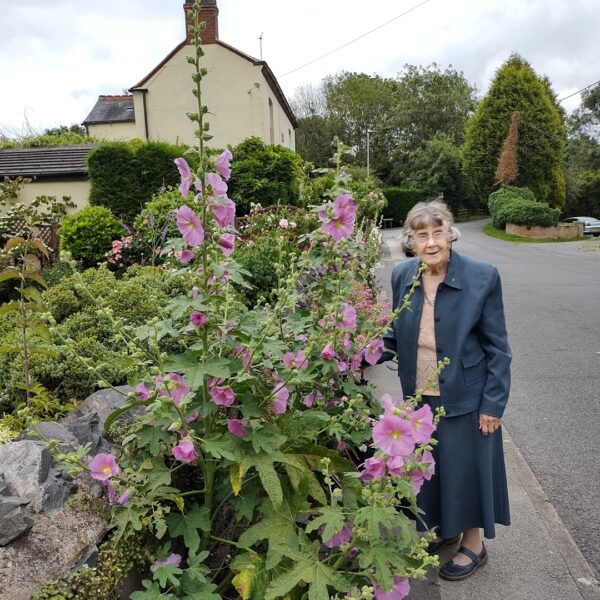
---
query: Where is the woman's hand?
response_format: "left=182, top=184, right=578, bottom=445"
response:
left=479, top=412, right=502, bottom=436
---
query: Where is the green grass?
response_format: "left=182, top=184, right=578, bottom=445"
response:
left=482, top=224, right=590, bottom=243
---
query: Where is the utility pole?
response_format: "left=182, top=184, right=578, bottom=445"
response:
left=366, top=128, right=373, bottom=178
left=259, top=32, right=263, bottom=60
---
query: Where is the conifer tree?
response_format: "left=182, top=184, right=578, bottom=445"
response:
left=462, top=54, right=566, bottom=206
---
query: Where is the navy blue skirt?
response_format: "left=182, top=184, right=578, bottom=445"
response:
left=416, top=396, right=510, bottom=539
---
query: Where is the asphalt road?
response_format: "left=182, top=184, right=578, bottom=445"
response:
left=378, top=221, right=600, bottom=577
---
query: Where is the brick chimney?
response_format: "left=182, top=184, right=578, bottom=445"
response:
left=184, top=0, right=219, bottom=44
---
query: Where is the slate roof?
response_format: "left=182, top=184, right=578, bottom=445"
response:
left=83, top=95, right=135, bottom=125
left=0, top=145, right=98, bottom=179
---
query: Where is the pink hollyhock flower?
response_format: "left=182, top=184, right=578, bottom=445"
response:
left=172, top=438, right=198, bottom=463
left=217, top=232, right=236, bottom=256
left=174, top=157, right=192, bottom=197
left=176, top=205, right=204, bottom=247
left=343, top=333, right=352, bottom=352
left=374, top=576, right=411, bottom=600
left=206, top=172, right=228, bottom=197
left=410, top=405, right=435, bottom=445
left=359, top=456, right=386, bottom=481
left=332, top=193, right=357, bottom=217
left=273, top=381, right=289, bottom=414
left=210, top=197, right=236, bottom=227
left=190, top=311, right=208, bottom=327
left=279, top=218, right=289, bottom=228
left=337, top=359, right=348, bottom=373
left=323, top=521, right=354, bottom=548
left=373, top=415, right=415, bottom=457
left=337, top=440, right=347, bottom=451
left=161, top=373, right=190, bottom=405
left=117, top=490, right=130, bottom=506
left=386, top=455, right=405, bottom=476
left=227, top=418, right=247, bottom=438
left=296, top=333, right=308, bottom=342
left=320, top=209, right=355, bottom=241
left=135, top=382, right=150, bottom=401
left=303, top=393, right=315, bottom=408
left=351, top=352, right=363, bottom=372
left=337, top=304, right=357, bottom=331
left=185, top=411, right=200, bottom=424
left=320, top=344, right=335, bottom=360
left=153, top=553, right=182, bottom=570
left=364, top=339, right=384, bottom=365
left=177, top=249, right=195, bottom=264
left=215, top=149, right=233, bottom=180
left=210, top=386, right=236, bottom=407
left=283, top=351, right=307, bottom=370
left=89, top=453, right=120, bottom=483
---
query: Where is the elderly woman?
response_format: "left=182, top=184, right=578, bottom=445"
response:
left=382, top=200, right=511, bottom=580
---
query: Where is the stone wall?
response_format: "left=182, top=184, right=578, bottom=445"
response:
left=506, top=222, right=583, bottom=239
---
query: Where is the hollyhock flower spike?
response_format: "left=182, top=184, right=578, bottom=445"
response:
left=217, top=232, right=236, bottom=256
left=323, top=521, right=354, bottom=548
left=153, top=553, right=182, bottom=570
left=210, top=386, right=236, bottom=407
left=176, top=205, right=204, bottom=247
left=374, top=576, right=411, bottom=600
left=227, top=418, right=247, bottom=438
left=89, top=453, right=120, bottom=483
left=273, top=381, right=290, bottom=414
left=410, top=404, right=435, bottom=444
left=206, top=172, right=228, bottom=197
left=172, top=438, right=198, bottom=463
left=215, top=149, right=232, bottom=180
left=174, top=157, right=192, bottom=198
left=359, top=456, right=386, bottom=481
left=372, top=415, right=415, bottom=457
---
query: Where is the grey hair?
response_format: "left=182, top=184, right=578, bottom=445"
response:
left=400, top=200, right=461, bottom=253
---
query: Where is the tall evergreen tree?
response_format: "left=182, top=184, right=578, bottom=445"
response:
left=461, top=54, right=566, bottom=207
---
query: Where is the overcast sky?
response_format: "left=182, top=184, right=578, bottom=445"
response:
left=1, top=0, right=598, bottom=136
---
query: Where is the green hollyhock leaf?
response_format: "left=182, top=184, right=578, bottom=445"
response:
left=305, top=505, right=346, bottom=542
left=166, top=504, right=210, bottom=553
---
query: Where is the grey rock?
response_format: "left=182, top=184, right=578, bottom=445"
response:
left=21, top=421, right=80, bottom=453
left=0, top=496, right=33, bottom=546
left=62, top=412, right=102, bottom=452
left=0, top=441, right=72, bottom=513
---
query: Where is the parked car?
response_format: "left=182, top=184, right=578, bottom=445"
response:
left=560, top=216, right=600, bottom=236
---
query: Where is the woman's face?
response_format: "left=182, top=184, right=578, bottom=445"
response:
left=412, top=224, right=451, bottom=272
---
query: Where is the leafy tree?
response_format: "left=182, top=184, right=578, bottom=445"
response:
left=399, top=133, right=476, bottom=213
left=495, top=111, right=520, bottom=185
left=391, top=64, right=477, bottom=158
left=322, top=72, right=398, bottom=177
left=461, top=54, right=567, bottom=207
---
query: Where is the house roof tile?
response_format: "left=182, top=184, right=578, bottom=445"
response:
left=83, top=95, right=135, bottom=125
left=0, top=145, right=98, bottom=178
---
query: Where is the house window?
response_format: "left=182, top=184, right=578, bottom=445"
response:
left=268, top=98, right=274, bottom=144
left=288, top=129, right=292, bottom=147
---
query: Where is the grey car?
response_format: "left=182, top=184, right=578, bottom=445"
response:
left=560, top=216, right=600, bottom=236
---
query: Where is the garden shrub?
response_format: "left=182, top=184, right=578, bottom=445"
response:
left=381, top=187, right=429, bottom=226
left=299, top=173, right=335, bottom=206
left=59, top=206, right=124, bottom=268
left=88, top=141, right=190, bottom=221
left=349, top=178, right=387, bottom=223
left=487, top=185, right=537, bottom=228
left=496, top=199, right=560, bottom=228
left=228, top=137, right=304, bottom=214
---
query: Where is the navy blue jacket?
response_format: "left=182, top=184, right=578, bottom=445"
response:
left=382, top=250, right=511, bottom=418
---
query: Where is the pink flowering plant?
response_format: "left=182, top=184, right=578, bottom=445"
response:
left=52, top=5, right=446, bottom=598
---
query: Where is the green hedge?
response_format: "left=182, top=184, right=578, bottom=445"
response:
left=381, top=187, right=428, bottom=226
left=487, top=186, right=537, bottom=228
left=497, top=199, right=560, bottom=228
left=87, top=141, right=190, bottom=221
